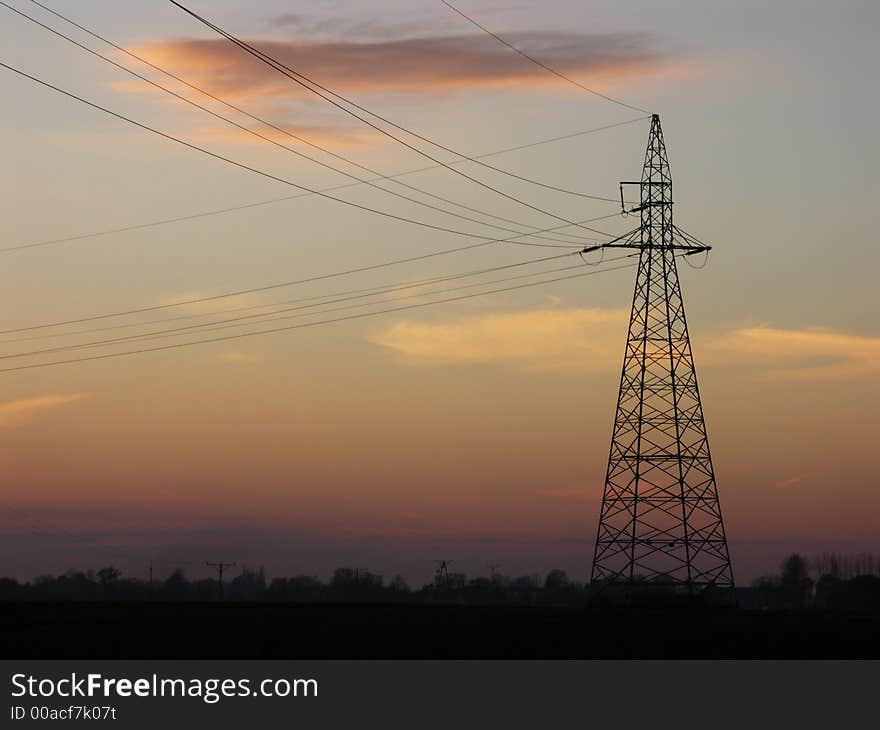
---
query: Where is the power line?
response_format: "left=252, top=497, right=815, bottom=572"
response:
left=109, top=264, right=602, bottom=346
left=0, top=243, right=616, bottom=345
left=26, top=0, right=639, bottom=206
left=439, top=0, right=650, bottom=114
left=1, top=2, right=603, bottom=249
left=1, top=254, right=639, bottom=360
left=0, top=260, right=636, bottom=373
left=0, top=250, right=581, bottom=343
left=2, top=154, right=629, bottom=256
left=0, top=253, right=580, bottom=356
left=5, top=2, right=643, bottom=255
left=134, top=256, right=634, bottom=346
left=166, top=0, right=619, bottom=238
left=0, top=59, right=617, bottom=270
left=8, top=263, right=600, bottom=356
left=0, top=218, right=636, bottom=336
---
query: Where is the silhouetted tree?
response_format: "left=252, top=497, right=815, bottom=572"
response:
left=813, top=573, right=841, bottom=610
left=545, top=569, right=570, bottom=591
left=290, top=575, right=322, bottom=599
left=510, top=575, right=540, bottom=604
left=193, top=578, right=217, bottom=601
left=0, top=577, right=23, bottom=600
left=329, top=567, right=384, bottom=600
left=163, top=570, right=189, bottom=600
left=331, top=568, right=358, bottom=588
left=781, top=554, right=809, bottom=585
left=389, top=575, right=409, bottom=593
left=97, top=566, right=121, bottom=585
left=780, top=554, right=813, bottom=609
left=265, top=575, right=323, bottom=601
left=229, top=567, right=266, bottom=601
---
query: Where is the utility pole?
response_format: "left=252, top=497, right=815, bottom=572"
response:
left=487, top=563, right=501, bottom=582
left=206, top=560, right=236, bottom=601
left=590, top=114, right=734, bottom=598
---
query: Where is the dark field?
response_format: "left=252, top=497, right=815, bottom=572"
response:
left=5, top=602, right=880, bottom=658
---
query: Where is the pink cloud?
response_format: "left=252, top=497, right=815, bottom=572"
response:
left=129, top=31, right=667, bottom=99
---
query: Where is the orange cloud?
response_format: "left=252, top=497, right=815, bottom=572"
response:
left=0, top=394, right=89, bottom=428
left=370, top=306, right=626, bottom=370
left=188, top=120, right=379, bottom=149
left=128, top=31, right=666, bottom=100
left=108, top=77, right=379, bottom=148
left=710, top=326, right=880, bottom=379
left=373, top=311, right=880, bottom=381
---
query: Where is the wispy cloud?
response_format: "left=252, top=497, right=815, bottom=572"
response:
left=373, top=309, right=880, bottom=381
left=0, top=394, right=89, bottom=428
left=130, top=31, right=665, bottom=98
left=370, top=306, right=627, bottom=370
left=106, top=77, right=379, bottom=148
left=187, top=119, right=378, bottom=149
left=710, top=326, right=880, bottom=379
left=267, top=9, right=460, bottom=41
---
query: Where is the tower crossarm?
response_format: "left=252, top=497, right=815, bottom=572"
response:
left=580, top=222, right=711, bottom=257
left=600, top=243, right=710, bottom=253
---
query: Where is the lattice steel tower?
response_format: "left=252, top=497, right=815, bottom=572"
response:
left=590, top=114, right=734, bottom=595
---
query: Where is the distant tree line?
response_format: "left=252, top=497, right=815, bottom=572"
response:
left=742, top=553, right=880, bottom=614
left=2, top=555, right=878, bottom=614
left=0, top=565, right=587, bottom=606
left=810, top=552, right=879, bottom=581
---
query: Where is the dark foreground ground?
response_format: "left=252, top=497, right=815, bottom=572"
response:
left=5, top=602, right=880, bottom=658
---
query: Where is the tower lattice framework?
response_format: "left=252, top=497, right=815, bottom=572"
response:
left=590, top=115, right=734, bottom=594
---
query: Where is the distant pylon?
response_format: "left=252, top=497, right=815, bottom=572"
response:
left=590, top=114, right=734, bottom=596
left=434, top=560, right=452, bottom=589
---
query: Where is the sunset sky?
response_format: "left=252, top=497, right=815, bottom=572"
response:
left=1, top=0, right=877, bottom=585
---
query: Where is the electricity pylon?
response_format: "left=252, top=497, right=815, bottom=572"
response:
left=434, top=560, right=453, bottom=589
left=590, top=114, right=734, bottom=597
